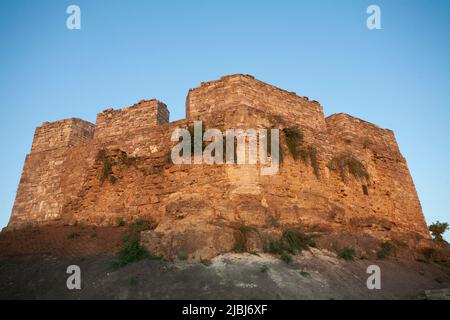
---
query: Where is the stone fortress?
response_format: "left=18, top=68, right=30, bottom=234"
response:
left=8, top=74, right=431, bottom=259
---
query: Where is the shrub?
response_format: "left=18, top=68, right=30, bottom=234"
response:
left=114, top=238, right=150, bottom=268
left=300, top=271, right=310, bottom=278
left=67, top=232, right=80, bottom=239
left=283, top=127, right=304, bottom=160
left=112, top=219, right=154, bottom=269
left=96, top=149, right=117, bottom=184
left=428, top=221, right=449, bottom=242
left=328, top=152, right=369, bottom=183
left=260, top=265, right=269, bottom=273
left=201, top=259, right=212, bottom=266
left=280, top=253, right=293, bottom=264
left=98, top=149, right=139, bottom=184
left=265, top=240, right=285, bottom=255
left=99, top=157, right=114, bottom=184
left=233, top=225, right=257, bottom=253
left=282, top=230, right=316, bottom=254
left=282, top=127, right=319, bottom=177
left=264, top=230, right=315, bottom=257
left=178, top=253, right=188, bottom=261
left=337, top=248, right=356, bottom=260
left=377, top=242, right=394, bottom=259
left=116, top=217, right=126, bottom=227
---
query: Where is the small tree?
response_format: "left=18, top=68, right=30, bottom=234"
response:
left=428, top=221, right=449, bottom=242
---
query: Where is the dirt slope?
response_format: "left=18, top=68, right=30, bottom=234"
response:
left=0, top=250, right=449, bottom=300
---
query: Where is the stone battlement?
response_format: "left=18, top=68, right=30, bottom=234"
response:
left=186, top=74, right=325, bottom=131
left=94, top=99, right=169, bottom=140
left=31, top=118, right=95, bottom=153
left=325, top=113, right=403, bottom=160
left=9, top=74, right=430, bottom=259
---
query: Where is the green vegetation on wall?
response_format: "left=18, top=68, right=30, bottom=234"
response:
left=282, top=127, right=320, bottom=178
left=328, top=152, right=369, bottom=183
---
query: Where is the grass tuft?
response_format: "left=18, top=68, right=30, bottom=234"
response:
left=337, top=247, right=356, bottom=260
left=115, top=217, right=126, bottom=227
left=280, top=253, right=293, bottom=264
left=67, top=232, right=80, bottom=239
left=201, top=259, right=212, bottom=266
left=265, top=240, right=285, bottom=255
left=264, top=230, right=315, bottom=264
left=260, top=265, right=269, bottom=273
left=377, top=242, right=394, bottom=259
left=178, top=253, right=188, bottom=261
left=300, top=271, right=310, bottom=278
left=282, top=229, right=316, bottom=254
left=233, top=225, right=257, bottom=253
left=97, top=149, right=115, bottom=184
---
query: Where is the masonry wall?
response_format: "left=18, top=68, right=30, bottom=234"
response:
left=95, top=99, right=169, bottom=140
left=324, top=114, right=429, bottom=237
left=31, top=118, right=95, bottom=153
left=9, top=101, right=169, bottom=228
left=8, top=75, right=430, bottom=258
left=186, top=74, right=326, bottom=131
left=9, top=119, right=95, bottom=227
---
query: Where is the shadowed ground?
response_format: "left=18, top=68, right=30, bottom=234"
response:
left=0, top=225, right=449, bottom=299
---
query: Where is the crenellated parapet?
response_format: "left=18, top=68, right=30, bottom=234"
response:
left=31, top=118, right=95, bottom=153
left=94, top=99, right=169, bottom=140
left=186, top=74, right=326, bottom=131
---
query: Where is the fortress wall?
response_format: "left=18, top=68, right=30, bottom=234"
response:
left=31, top=118, right=95, bottom=153
left=94, top=100, right=169, bottom=140
left=325, top=113, right=429, bottom=238
left=65, top=116, right=230, bottom=226
left=186, top=74, right=326, bottom=131
left=9, top=148, right=68, bottom=227
left=325, top=113, right=402, bottom=159
left=9, top=119, right=95, bottom=227
left=8, top=75, right=431, bottom=253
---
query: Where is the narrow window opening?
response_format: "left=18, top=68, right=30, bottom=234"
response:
left=362, top=185, right=369, bottom=196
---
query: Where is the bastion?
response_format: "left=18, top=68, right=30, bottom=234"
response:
left=8, top=74, right=430, bottom=259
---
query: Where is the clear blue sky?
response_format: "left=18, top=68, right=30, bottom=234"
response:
left=0, top=0, right=449, bottom=239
